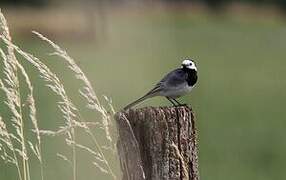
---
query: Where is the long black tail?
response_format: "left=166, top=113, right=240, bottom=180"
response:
left=123, top=94, right=151, bottom=110
left=123, top=85, right=162, bottom=110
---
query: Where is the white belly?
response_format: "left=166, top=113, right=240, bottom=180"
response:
left=159, top=85, right=193, bottom=98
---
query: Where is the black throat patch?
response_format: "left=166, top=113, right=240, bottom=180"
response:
left=183, top=67, right=198, bottom=86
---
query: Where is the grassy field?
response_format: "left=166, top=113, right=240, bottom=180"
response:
left=1, top=7, right=286, bottom=180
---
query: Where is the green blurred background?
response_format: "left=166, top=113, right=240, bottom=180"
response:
left=1, top=0, right=286, bottom=180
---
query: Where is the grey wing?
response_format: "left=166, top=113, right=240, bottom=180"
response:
left=144, top=69, right=187, bottom=96
left=144, top=83, right=164, bottom=97
left=157, top=69, right=187, bottom=89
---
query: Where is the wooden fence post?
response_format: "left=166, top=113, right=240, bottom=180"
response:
left=115, top=106, right=199, bottom=180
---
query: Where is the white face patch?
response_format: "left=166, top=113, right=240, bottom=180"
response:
left=181, top=59, right=197, bottom=71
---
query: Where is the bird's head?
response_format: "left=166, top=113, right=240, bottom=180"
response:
left=181, top=59, right=197, bottom=71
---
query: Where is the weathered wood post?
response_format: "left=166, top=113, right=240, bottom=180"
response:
left=115, top=106, right=199, bottom=180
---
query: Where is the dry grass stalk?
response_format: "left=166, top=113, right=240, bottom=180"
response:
left=1, top=36, right=79, bottom=180
left=0, top=9, right=30, bottom=180
left=0, top=10, right=118, bottom=180
left=32, top=31, right=114, bottom=146
left=0, top=115, right=23, bottom=180
left=1, top=36, right=115, bottom=179
left=32, top=31, right=117, bottom=179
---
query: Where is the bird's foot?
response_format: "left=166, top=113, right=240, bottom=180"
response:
left=171, top=98, right=188, bottom=107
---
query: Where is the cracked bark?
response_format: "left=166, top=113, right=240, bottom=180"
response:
left=115, top=106, right=199, bottom=180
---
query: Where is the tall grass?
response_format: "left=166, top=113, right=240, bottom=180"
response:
left=0, top=10, right=117, bottom=180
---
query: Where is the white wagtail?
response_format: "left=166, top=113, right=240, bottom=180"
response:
left=124, top=59, right=198, bottom=110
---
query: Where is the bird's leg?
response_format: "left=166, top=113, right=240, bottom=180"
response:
left=172, top=98, right=187, bottom=106
left=166, top=97, right=177, bottom=106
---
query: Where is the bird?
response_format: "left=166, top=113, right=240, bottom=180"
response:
left=123, top=59, right=198, bottom=110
